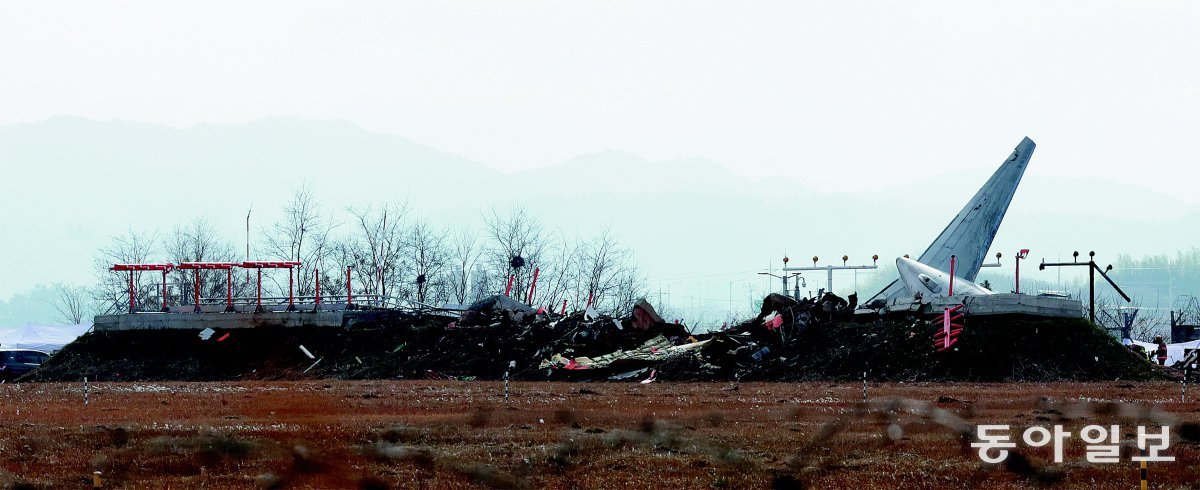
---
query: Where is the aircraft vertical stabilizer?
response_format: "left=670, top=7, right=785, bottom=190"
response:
left=868, top=137, right=1035, bottom=303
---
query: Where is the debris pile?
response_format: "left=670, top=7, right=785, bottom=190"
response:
left=26, top=293, right=1164, bottom=383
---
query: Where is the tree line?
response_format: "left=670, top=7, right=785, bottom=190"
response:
left=83, top=187, right=645, bottom=319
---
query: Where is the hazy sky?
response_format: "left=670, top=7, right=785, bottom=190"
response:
left=2, top=2, right=1200, bottom=325
left=2, top=1, right=1198, bottom=197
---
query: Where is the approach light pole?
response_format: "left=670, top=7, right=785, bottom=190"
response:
left=782, top=255, right=879, bottom=295
left=1014, top=249, right=1029, bottom=294
left=1038, top=251, right=1130, bottom=324
left=759, top=256, right=803, bottom=299
left=980, top=252, right=1004, bottom=268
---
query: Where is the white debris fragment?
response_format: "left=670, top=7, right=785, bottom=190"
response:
left=198, top=328, right=215, bottom=341
left=299, top=345, right=315, bottom=359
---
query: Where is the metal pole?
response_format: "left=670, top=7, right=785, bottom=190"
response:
left=1015, top=256, right=1020, bottom=294
left=949, top=255, right=956, bottom=296
left=526, top=267, right=540, bottom=304
left=226, top=268, right=234, bottom=312
left=193, top=270, right=201, bottom=313
left=287, top=267, right=295, bottom=311
left=245, top=206, right=251, bottom=285
left=827, top=266, right=833, bottom=294
left=314, top=269, right=321, bottom=311
left=256, top=268, right=263, bottom=313
left=128, top=271, right=135, bottom=313
left=346, top=266, right=353, bottom=307
left=1089, top=261, right=1096, bottom=324
left=161, top=270, right=169, bottom=312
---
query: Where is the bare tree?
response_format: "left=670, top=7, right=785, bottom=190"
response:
left=530, top=231, right=577, bottom=309
left=1093, top=293, right=1165, bottom=341
left=445, top=227, right=483, bottom=305
left=50, top=283, right=92, bottom=324
left=164, top=217, right=243, bottom=306
left=93, top=229, right=159, bottom=314
left=609, top=267, right=647, bottom=317
left=345, top=201, right=410, bottom=302
left=262, top=186, right=336, bottom=297
left=408, top=219, right=449, bottom=304
left=575, top=230, right=634, bottom=312
left=482, top=205, right=546, bottom=299
left=469, top=264, right=496, bottom=304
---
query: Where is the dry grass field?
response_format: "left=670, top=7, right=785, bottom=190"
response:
left=0, top=381, right=1197, bottom=489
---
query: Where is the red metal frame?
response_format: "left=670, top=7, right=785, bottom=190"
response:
left=111, top=264, right=174, bottom=313
left=239, top=261, right=301, bottom=312
left=178, top=262, right=239, bottom=313
left=240, top=261, right=302, bottom=268
left=111, top=264, right=175, bottom=271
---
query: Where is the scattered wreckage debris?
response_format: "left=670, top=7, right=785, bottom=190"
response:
left=25, top=293, right=1166, bottom=383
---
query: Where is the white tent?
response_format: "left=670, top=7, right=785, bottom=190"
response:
left=0, top=323, right=92, bottom=353
left=1130, top=338, right=1200, bottom=366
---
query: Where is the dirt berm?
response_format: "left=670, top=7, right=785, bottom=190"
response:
left=26, top=307, right=1164, bottom=383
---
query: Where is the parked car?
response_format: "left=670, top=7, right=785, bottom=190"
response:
left=0, top=349, right=51, bottom=381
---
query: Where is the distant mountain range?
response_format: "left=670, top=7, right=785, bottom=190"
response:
left=3, top=116, right=1198, bottom=325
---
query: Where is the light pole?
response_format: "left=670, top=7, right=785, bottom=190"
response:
left=757, top=256, right=803, bottom=299
left=1014, top=249, right=1029, bottom=294
left=980, top=252, right=1004, bottom=268
left=1039, top=251, right=1130, bottom=324
left=758, top=271, right=803, bottom=299
left=783, top=254, right=879, bottom=295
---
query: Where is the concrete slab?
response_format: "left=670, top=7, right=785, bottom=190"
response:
left=95, top=311, right=346, bottom=331
left=94, top=309, right=426, bottom=331
left=871, top=293, right=1082, bottom=319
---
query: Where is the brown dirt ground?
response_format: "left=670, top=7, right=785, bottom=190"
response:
left=0, top=381, right=1197, bottom=489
